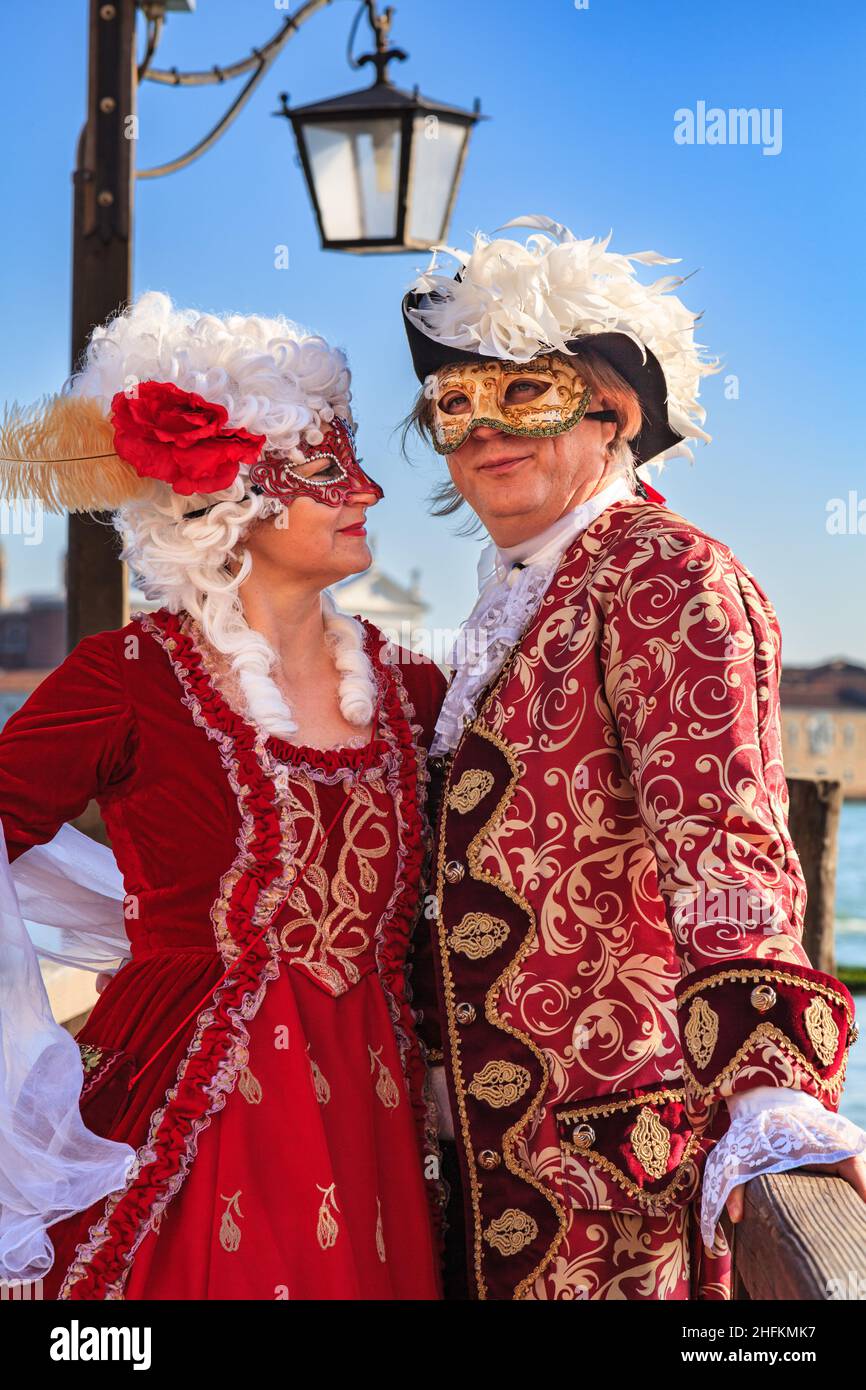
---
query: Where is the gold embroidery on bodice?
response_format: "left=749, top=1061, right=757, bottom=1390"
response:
left=274, top=768, right=395, bottom=995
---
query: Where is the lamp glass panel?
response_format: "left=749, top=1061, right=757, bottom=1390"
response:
left=407, top=116, right=467, bottom=244
left=303, top=118, right=402, bottom=241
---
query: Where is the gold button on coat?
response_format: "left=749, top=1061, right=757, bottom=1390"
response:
left=478, top=1149, right=501, bottom=1170
left=444, top=860, right=466, bottom=884
left=455, top=1002, right=476, bottom=1025
left=572, top=1122, right=596, bottom=1149
left=750, top=984, right=777, bottom=1013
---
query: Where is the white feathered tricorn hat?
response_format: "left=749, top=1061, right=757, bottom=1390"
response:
left=402, top=214, right=717, bottom=464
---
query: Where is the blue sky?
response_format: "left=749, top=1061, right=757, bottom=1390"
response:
left=1, top=0, right=864, bottom=662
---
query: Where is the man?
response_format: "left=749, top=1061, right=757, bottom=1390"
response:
left=404, top=215, right=866, bottom=1301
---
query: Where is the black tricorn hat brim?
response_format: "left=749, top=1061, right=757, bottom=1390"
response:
left=402, top=293, right=683, bottom=465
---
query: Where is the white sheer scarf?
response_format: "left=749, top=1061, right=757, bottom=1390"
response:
left=0, top=823, right=133, bottom=1285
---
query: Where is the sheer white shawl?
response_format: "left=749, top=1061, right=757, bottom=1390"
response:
left=0, top=823, right=134, bottom=1285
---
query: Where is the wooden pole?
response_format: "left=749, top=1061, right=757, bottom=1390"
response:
left=785, top=777, right=842, bottom=973
left=66, top=0, right=137, bottom=652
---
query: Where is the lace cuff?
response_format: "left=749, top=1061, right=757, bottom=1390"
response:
left=699, top=1086, right=866, bottom=1250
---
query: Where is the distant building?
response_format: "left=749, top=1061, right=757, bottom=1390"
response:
left=0, top=594, right=65, bottom=670
left=0, top=545, right=65, bottom=721
left=0, top=543, right=65, bottom=671
left=781, top=660, right=866, bottom=798
left=334, top=547, right=430, bottom=650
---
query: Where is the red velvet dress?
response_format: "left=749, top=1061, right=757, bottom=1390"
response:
left=0, top=608, right=445, bottom=1300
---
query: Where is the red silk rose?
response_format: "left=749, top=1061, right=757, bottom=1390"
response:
left=110, top=380, right=266, bottom=497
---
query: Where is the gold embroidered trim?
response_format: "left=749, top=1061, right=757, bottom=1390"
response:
left=433, top=750, right=495, bottom=1300
left=631, top=1106, right=671, bottom=1180
left=677, top=965, right=853, bottom=1021
left=468, top=724, right=568, bottom=1298
left=218, top=1190, right=243, bottom=1253
left=316, top=1183, right=340, bottom=1250
left=369, top=1045, right=401, bottom=1109
left=434, top=722, right=567, bottom=1299
left=447, top=768, right=495, bottom=814
left=557, top=1087, right=696, bottom=1208
left=468, top=1060, right=532, bottom=1108
left=432, top=565, right=594, bottom=1298
left=804, top=996, right=840, bottom=1067
left=483, top=1208, right=539, bottom=1257
left=684, top=996, right=719, bottom=1069
left=557, top=1087, right=684, bottom=1122
left=310, top=1056, right=331, bottom=1105
left=679, top=1020, right=850, bottom=1098
left=79, top=1043, right=105, bottom=1074
left=560, top=1133, right=701, bottom=1210
left=238, top=1065, right=263, bottom=1105
left=448, top=911, right=510, bottom=961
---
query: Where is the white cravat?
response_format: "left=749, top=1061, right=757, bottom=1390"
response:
left=432, top=476, right=633, bottom=756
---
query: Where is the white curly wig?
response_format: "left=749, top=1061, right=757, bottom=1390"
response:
left=70, top=291, right=373, bottom=739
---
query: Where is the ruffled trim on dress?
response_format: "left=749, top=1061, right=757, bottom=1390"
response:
left=362, top=629, right=441, bottom=1196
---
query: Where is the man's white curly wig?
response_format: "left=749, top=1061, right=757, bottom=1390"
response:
left=70, top=291, right=371, bottom=739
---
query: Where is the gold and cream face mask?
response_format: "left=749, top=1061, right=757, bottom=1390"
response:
left=428, top=354, right=596, bottom=455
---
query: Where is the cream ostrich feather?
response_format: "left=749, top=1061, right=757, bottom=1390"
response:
left=0, top=394, right=150, bottom=512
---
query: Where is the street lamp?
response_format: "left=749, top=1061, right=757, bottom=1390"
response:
left=277, top=5, right=483, bottom=253
left=66, top=0, right=487, bottom=652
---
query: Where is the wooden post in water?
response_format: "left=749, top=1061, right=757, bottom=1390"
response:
left=786, top=776, right=842, bottom=973
left=733, top=777, right=857, bottom=1300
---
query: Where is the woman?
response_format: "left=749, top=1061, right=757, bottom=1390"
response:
left=0, top=292, right=444, bottom=1299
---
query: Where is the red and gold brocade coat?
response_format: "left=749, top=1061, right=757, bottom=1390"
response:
left=412, top=498, right=857, bottom=1301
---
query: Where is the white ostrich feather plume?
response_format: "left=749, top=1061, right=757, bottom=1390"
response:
left=406, top=214, right=717, bottom=454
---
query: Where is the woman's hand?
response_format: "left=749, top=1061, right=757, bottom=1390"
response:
left=725, top=1153, right=866, bottom=1224
left=430, top=1065, right=455, bottom=1141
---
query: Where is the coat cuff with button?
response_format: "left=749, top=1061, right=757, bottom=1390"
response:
left=675, top=959, right=858, bottom=1122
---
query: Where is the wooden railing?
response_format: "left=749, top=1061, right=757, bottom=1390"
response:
left=734, top=1172, right=866, bottom=1299
left=733, top=776, right=864, bottom=1300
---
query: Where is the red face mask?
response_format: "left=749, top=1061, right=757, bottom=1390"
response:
left=248, top=417, right=383, bottom=508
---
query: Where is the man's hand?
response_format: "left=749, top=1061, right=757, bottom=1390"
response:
left=430, top=1064, right=455, bottom=1141
left=725, top=1153, right=866, bottom=1224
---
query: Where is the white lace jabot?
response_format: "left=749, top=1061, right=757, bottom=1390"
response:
left=431, top=476, right=633, bottom=756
